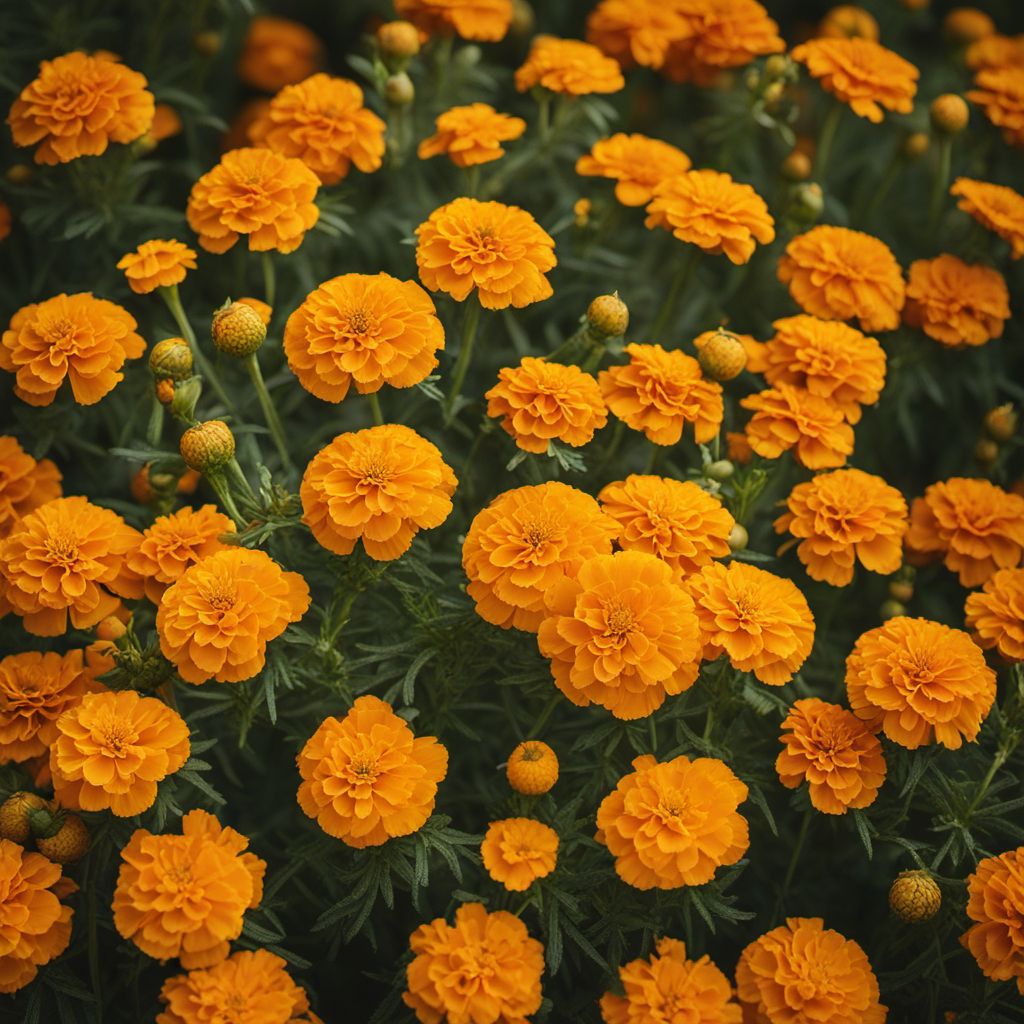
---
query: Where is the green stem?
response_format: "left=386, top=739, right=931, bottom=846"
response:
left=146, top=390, right=164, bottom=446
left=814, top=102, right=843, bottom=178
left=443, top=298, right=482, bottom=424
left=649, top=247, right=699, bottom=341
left=261, top=252, right=276, bottom=309
left=966, top=745, right=1013, bottom=817
left=464, top=165, right=481, bottom=198
left=782, top=807, right=813, bottom=896
left=537, top=92, right=552, bottom=143
left=857, top=148, right=903, bottom=223
left=206, top=470, right=245, bottom=526
left=582, top=341, right=606, bottom=373
left=527, top=693, right=561, bottom=739
left=928, top=135, right=953, bottom=236
left=225, top=457, right=258, bottom=502
left=648, top=714, right=658, bottom=753
left=367, top=391, right=385, bottom=426
left=643, top=442, right=661, bottom=475
left=246, top=353, right=293, bottom=472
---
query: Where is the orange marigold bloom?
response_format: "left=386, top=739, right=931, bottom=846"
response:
left=186, top=148, right=320, bottom=255
left=903, top=254, right=1010, bottom=347
left=7, top=52, right=154, bottom=165
left=485, top=357, right=607, bottom=453
left=969, top=66, right=1024, bottom=147
left=600, top=936, right=742, bottom=1024
left=462, top=482, right=618, bottom=631
left=127, top=505, right=236, bottom=604
left=395, top=0, right=513, bottom=41
left=1, top=292, right=145, bottom=407
left=600, top=343, right=724, bottom=446
left=775, top=469, right=908, bottom=586
left=586, top=0, right=692, bottom=71
left=143, top=103, right=181, bottom=146
left=596, top=754, right=749, bottom=889
left=598, top=475, right=734, bottom=578
left=819, top=5, right=880, bottom=41
left=576, top=133, right=692, bottom=207
left=157, top=949, right=318, bottom=1024
left=0, top=840, right=74, bottom=993
left=961, top=847, right=1024, bottom=993
left=418, top=102, right=525, bottom=167
left=481, top=818, right=558, bottom=891
left=906, top=477, right=1024, bottom=586
left=776, top=698, right=887, bottom=815
left=117, top=239, right=197, bottom=295
left=967, top=34, right=1024, bottom=73
left=113, top=809, right=265, bottom=969
left=415, top=197, right=556, bottom=309
left=514, top=36, right=625, bottom=96
left=301, top=425, right=456, bottom=561
left=404, top=902, right=544, bottom=1023
left=0, top=436, right=60, bottom=539
left=846, top=616, right=997, bottom=749
left=736, top=918, right=886, bottom=1024
left=951, top=177, right=1024, bottom=259
left=284, top=273, right=444, bottom=403
left=763, top=315, right=886, bottom=424
left=0, top=497, right=142, bottom=636
left=778, top=226, right=905, bottom=332
left=685, top=561, right=815, bottom=685
left=238, top=16, right=322, bottom=92
left=965, top=568, right=1024, bottom=662
left=49, top=689, right=190, bottom=816
left=157, top=548, right=309, bottom=685
left=646, top=169, right=775, bottom=264
left=248, top=74, right=385, bottom=185
left=537, top=550, right=702, bottom=720
left=296, top=694, right=447, bottom=849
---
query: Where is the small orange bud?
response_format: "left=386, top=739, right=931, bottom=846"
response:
left=974, top=438, right=999, bottom=465
left=193, top=29, right=222, bottom=57
left=943, top=8, right=995, bottom=45
left=889, top=870, right=941, bottom=922
left=34, top=812, right=90, bottom=864
left=95, top=615, right=127, bottom=642
left=155, top=378, right=176, bottom=406
left=903, top=132, right=930, bottom=159
left=149, top=337, right=193, bottom=381
left=212, top=302, right=267, bottom=358
left=573, top=197, right=591, bottom=228
left=506, top=740, right=559, bottom=795
left=377, top=20, right=420, bottom=60
left=180, top=420, right=235, bottom=472
left=819, top=5, right=880, bottom=41
left=510, top=0, right=535, bottom=37
left=930, top=94, right=969, bottom=134
left=586, top=293, right=629, bottom=337
left=781, top=150, right=812, bottom=182
left=888, top=580, right=914, bottom=603
left=5, top=164, right=33, bottom=185
left=0, top=793, right=47, bottom=844
left=697, top=329, right=747, bottom=382
left=984, top=403, right=1017, bottom=442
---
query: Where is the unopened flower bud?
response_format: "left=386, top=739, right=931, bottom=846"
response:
left=170, top=376, right=203, bottom=422
left=781, top=150, right=812, bottom=181
left=697, top=329, right=747, bottom=382
left=385, top=72, right=415, bottom=106
left=155, top=378, right=176, bottom=406
left=930, top=94, right=969, bottom=134
left=880, top=599, right=906, bottom=620
left=455, top=45, right=482, bottom=70
left=974, top=438, right=999, bottom=465
left=903, top=132, right=930, bottom=159
left=764, top=54, right=790, bottom=79
left=790, top=182, right=824, bottom=222
left=763, top=81, right=784, bottom=105
left=984, top=403, right=1017, bottom=442
left=706, top=459, right=735, bottom=481
left=943, top=8, right=995, bottom=45
left=212, top=301, right=267, bottom=357
left=573, top=197, right=591, bottom=228
left=728, top=524, right=749, bottom=552
left=149, top=337, right=193, bottom=381
left=511, top=0, right=535, bottom=37
left=95, top=616, right=127, bottom=642
left=5, top=164, right=33, bottom=185
left=889, top=870, right=941, bottom=922
left=744, top=68, right=761, bottom=92
left=586, top=293, right=629, bottom=337
left=377, top=20, right=420, bottom=63
left=888, top=580, right=914, bottom=603
left=193, top=30, right=222, bottom=57
left=180, top=420, right=235, bottom=473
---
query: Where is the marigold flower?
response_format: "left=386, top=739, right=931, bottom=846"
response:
left=903, top=254, right=1010, bottom=347
left=113, top=809, right=265, bottom=969
left=596, top=754, right=749, bottom=889
left=117, top=239, right=197, bottom=295
left=418, top=102, right=525, bottom=167
left=395, top=0, right=513, bottom=41
left=301, top=425, right=456, bottom=561
left=819, top=5, right=880, bottom=40
left=969, top=66, right=1024, bottom=147
left=778, top=226, right=905, bottom=332
left=846, top=616, right=996, bottom=749
left=646, top=169, right=775, bottom=264
left=600, top=343, right=723, bottom=446
left=1, top=292, right=146, bottom=407
left=481, top=818, right=558, bottom=891
left=951, top=177, right=1024, bottom=259
left=965, top=568, right=1024, bottom=662
left=577, top=135, right=693, bottom=210
left=967, top=34, right=1024, bottom=73
left=506, top=740, right=558, bottom=794
left=238, top=16, right=322, bottom=92
left=685, top=561, right=815, bottom=685
left=906, top=477, right=1024, bottom=586
left=284, top=273, right=444, bottom=403
left=600, top=936, right=742, bottom=1024
left=961, top=847, right=1024, bottom=992
left=157, top=548, right=309, bottom=685
left=0, top=839, right=74, bottom=993
left=143, top=103, right=181, bottom=146
left=515, top=35, right=625, bottom=95
left=0, top=436, right=60, bottom=539
left=415, top=197, right=556, bottom=309
left=585, top=0, right=692, bottom=71
left=736, top=918, right=886, bottom=1024
left=463, top=482, right=618, bottom=631
left=186, top=148, right=320, bottom=254
left=404, top=902, right=544, bottom=1023
left=7, top=51, right=154, bottom=164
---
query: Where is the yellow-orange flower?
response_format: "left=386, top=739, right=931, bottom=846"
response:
left=969, top=66, right=1024, bottom=146
left=576, top=133, right=692, bottom=207
left=296, top=694, right=447, bottom=849
left=0, top=436, right=60, bottom=539
left=966, top=568, right=1024, bottom=662
left=778, top=226, right=905, bottom=332
left=685, top=560, right=815, bottom=685
left=646, top=169, right=775, bottom=264
left=418, top=102, right=525, bottom=167
left=775, top=469, right=908, bottom=586
left=598, top=475, right=734, bottom=578
left=776, top=698, right=887, bottom=814
left=600, top=343, right=724, bottom=446
left=967, top=34, right=1024, bottom=73
left=248, top=74, right=385, bottom=185
left=903, top=254, right=1010, bottom=347
left=1, top=292, right=145, bottom=406
left=480, top=818, right=558, bottom=891
left=601, top=937, right=742, bottom=1024
left=906, top=477, right=1024, bottom=586
left=143, top=103, right=182, bottom=146
left=284, top=273, right=444, bottom=403
left=238, top=16, right=322, bottom=92
left=415, top=197, right=556, bottom=309
left=961, top=847, right=1024, bottom=994
left=301, top=425, right=456, bottom=561
left=537, top=550, right=702, bottom=720
left=157, top=949, right=318, bottom=1024
left=49, top=689, right=190, bottom=816
left=819, top=5, right=880, bottom=41
left=395, top=0, right=513, bottom=41
left=515, top=36, right=625, bottom=95
left=741, top=383, right=854, bottom=469
left=846, top=616, right=997, bottom=749
left=951, top=177, right=1024, bottom=259
left=7, top=51, right=154, bottom=164
left=462, top=482, right=618, bottom=632
left=0, top=497, right=142, bottom=636
left=113, top=809, right=265, bottom=969
left=186, top=148, right=320, bottom=254
left=596, top=754, right=748, bottom=889
left=586, top=1, right=692, bottom=71
left=157, top=548, right=309, bottom=685
left=404, top=902, right=544, bottom=1023
left=736, top=918, right=886, bottom=1024
left=485, top=357, right=607, bottom=453
left=117, top=239, right=197, bottom=295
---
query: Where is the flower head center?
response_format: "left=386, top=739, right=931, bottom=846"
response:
left=605, top=604, right=635, bottom=636
left=45, top=530, right=80, bottom=566
left=348, top=755, right=378, bottom=781
left=101, top=721, right=133, bottom=754
left=359, top=455, right=393, bottom=486
left=348, top=309, right=373, bottom=334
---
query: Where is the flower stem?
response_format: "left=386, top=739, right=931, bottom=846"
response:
left=649, top=247, right=699, bottom=341
left=782, top=807, right=813, bottom=897
left=814, top=102, right=843, bottom=178
left=443, top=297, right=482, bottom=424
left=206, top=469, right=246, bottom=526
left=146, top=391, right=164, bottom=446
left=928, top=135, right=953, bottom=236
left=246, top=353, right=293, bottom=473
left=537, top=92, right=552, bottom=143
left=368, top=391, right=385, bottom=426
left=261, top=252, right=276, bottom=309
left=527, top=693, right=561, bottom=739
left=464, top=165, right=480, bottom=198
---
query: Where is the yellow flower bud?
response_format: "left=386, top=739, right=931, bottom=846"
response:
left=377, top=20, right=421, bottom=60
left=148, top=337, right=193, bottom=381
left=385, top=72, right=415, bottom=106
left=697, top=329, right=747, bottom=382
left=728, top=524, right=749, bottom=552
left=984, top=403, right=1017, bottom=442
left=930, top=94, right=969, bottom=135
left=889, top=870, right=941, bottom=923
left=212, top=301, right=267, bottom=358
left=506, top=741, right=558, bottom=795
left=781, top=150, right=812, bottom=182
left=180, top=420, right=235, bottom=473
left=586, top=293, right=629, bottom=337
